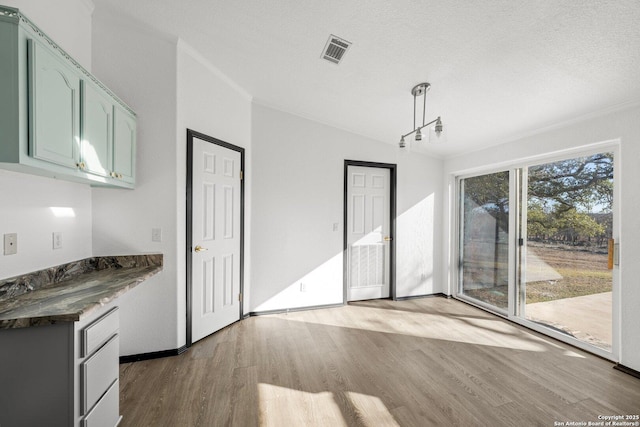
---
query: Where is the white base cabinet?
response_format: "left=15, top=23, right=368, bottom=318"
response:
left=0, top=305, right=122, bottom=427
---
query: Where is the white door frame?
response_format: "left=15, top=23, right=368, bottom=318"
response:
left=186, top=129, right=245, bottom=347
left=343, top=160, right=397, bottom=303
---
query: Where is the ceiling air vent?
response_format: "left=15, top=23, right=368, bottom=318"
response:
left=322, top=35, right=351, bottom=65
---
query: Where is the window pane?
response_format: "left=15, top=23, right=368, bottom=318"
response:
left=460, top=171, right=510, bottom=309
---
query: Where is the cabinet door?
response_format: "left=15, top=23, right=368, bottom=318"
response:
left=28, top=39, right=80, bottom=169
left=112, top=106, right=136, bottom=184
left=81, top=82, right=112, bottom=177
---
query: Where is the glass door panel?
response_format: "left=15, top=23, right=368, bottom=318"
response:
left=459, top=171, right=510, bottom=310
left=521, top=152, right=614, bottom=351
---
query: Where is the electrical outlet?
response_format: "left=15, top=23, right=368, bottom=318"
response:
left=52, top=232, right=62, bottom=249
left=152, top=228, right=162, bottom=242
left=300, top=282, right=306, bottom=292
left=3, top=233, right=17, bottom=255
left=333, top=222, right=339, bottom=232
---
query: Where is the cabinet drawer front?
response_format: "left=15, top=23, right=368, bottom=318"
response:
left=82, top=334, right=119, bottom=414
left=82, top=379, right=121, bottom=427
left=83, top=307, right=119, bottom=357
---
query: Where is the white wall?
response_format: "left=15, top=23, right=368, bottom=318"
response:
left=176, top=40, right=253, bottom=314
left=91, top=14, right=254, bottom=355
left=91, top=11, right=179, bottom=355
left=443, top=104, right=640, bottom=372
left=250, top=103, right=442, bottom=312
left=3, top=0, right=94, bottom=71
left=0, top=170, right=92, bottom=279
left=0, top=0, right=94, bottom=280
left=397, top=152, right=443, bottom=297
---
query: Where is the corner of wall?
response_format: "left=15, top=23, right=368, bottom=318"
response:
left=92, top=8, right=181, bottom=354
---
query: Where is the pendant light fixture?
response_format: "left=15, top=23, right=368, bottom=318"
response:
left=399, top=82, right=443, bottom=148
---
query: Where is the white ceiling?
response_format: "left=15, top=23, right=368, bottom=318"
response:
left=93, top=0, right=640, bottom=158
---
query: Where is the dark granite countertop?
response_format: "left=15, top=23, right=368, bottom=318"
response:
left=0, top=254, right=162, bottom=329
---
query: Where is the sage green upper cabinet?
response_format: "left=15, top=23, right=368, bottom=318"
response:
left=0, top=6, right=136, bottom=189
left=81, top=81, right=112, bottom=178
left=112, top=106, right=136, bottom=185
left=81, top=82, right=137, bottom=187
left=28, top=39, right=81, bottom=170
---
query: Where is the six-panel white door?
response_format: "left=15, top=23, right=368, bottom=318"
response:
left=347, top=166, right=391, bottom=301
left=191, top=137, right=241, bottom=343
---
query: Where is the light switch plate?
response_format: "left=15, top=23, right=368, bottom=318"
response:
left=4, top=233, right=17, bottom=255
left=152, top=228, right=162, bottom=242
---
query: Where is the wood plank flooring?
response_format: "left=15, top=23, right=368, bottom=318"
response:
left=119, top=298, right=640, bottom=426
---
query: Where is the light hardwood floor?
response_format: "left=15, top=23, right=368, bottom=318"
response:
left=119, top=298, right=640, bottom=426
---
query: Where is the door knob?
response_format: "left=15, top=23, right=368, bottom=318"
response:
left=194, top=245, right=208, bottom=252
left=383, top=236, right=393, bottom=241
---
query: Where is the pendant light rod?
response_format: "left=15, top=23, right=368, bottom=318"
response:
left=422, top=84, right=426, bottom=127
left=413, top=89, right=417, bottom=131
left=400, top=116, right=441, bottom=139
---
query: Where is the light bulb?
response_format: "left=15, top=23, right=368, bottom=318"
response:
left=435, top=117, right=443, bottom=135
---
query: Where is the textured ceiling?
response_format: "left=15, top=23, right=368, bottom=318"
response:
left=93, top=0, right=640, bottom=157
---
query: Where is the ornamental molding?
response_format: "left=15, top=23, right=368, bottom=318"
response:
left=0, top=5, right=136, bottom=117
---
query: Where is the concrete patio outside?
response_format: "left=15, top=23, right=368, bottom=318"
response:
left=526, top=291, right=612, bottom=351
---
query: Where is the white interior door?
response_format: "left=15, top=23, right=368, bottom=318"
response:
left=191, top=137, right=241, bottom=343
left=347, top=166, right=391, bottom=301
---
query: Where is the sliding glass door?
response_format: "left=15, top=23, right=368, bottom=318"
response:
left=521, top=153, right=614, bottom=351
left=459, top=171, right=511, bottom=311
left=457, top=149, right=616, bottom=356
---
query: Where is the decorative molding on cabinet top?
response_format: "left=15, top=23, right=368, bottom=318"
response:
left=0, top=6, right=17, bottom=18
left=0, top=5, right=136, bottom=117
